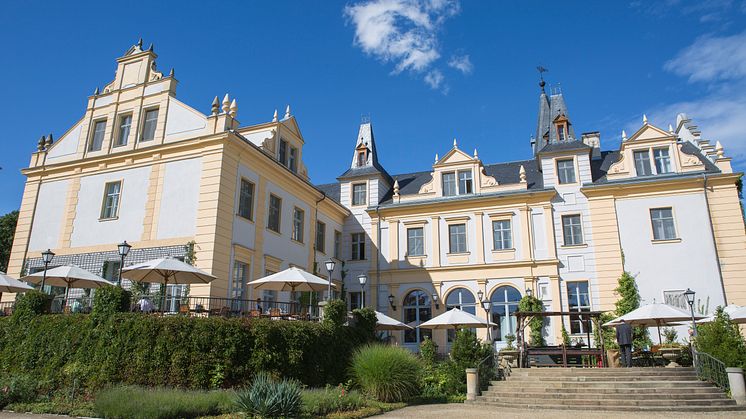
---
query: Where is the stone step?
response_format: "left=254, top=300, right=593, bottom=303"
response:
left=484, top=386, right=723, bottom=395
left=466, top=400, right=746, bottom=413
left=506, top=375, right=699, bottom=382
left=474, top=397, right=737, bottom=407
left=510, top=369, right=696, bottom=376
left=480, top=391, right=728, bottom=400
left=511, top=367, right=695, bottom=373
left=489, top=380, right=715, bottom=389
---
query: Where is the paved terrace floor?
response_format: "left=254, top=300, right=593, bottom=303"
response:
left=375, top=404, right=746, bottom=418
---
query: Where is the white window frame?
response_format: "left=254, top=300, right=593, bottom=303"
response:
left=653, top=147, right=672, bottom=174
left=442, top=172, right=457, bottom=196
left=316, top=220, right=326, bottom=253
left=556, top=158, right=576, bottom=184
left=140, top=108, right=159, bottom=142
left=561, top=214, right=583, bottom=246
left=492, top=219, right=512, bottom=250
left=406, top=227, right=425, bottom=256
left=448, top=223, right=467, bottom=254
left=100, top=180, right=122, bottom=220
left=650, top=207, right=677, bottom=241
left=267, top=194, right=282, bottom=233
left=89, top=119, right=107, bottom=152
left=351, top=232, right=366, bottom=260
left=115, top=114, right=132, bottom=147
left=567, top=280, right=591, bottom=334
left=352, top=183, right=367, bottom=206
left=292, top=207, right=304, bottom=243
left=457, top=170, right=473, bottom=194
left=237, top=178, right=255, bottom=221
left=334, top=230, right=342, bottom=259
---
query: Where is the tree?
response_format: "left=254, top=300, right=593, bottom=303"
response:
left=614, top=271, right=651, bottom=349
left=696, top=307, right=746, bottom=368
left=0, top=210, right=18, bottom=273
left=518, top=295, right=546, bottom=347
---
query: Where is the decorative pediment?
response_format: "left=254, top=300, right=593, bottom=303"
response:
left=434, top=147, right=477, bottom=167
left=480, top=167, right=498, bottom=188
left=626, top=123, right=673, bottom=142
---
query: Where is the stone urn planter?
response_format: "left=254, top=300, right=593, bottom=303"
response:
left=606, top=349, right=621, bottom=368
left=500, top=349, right=519, bottom=367
left=659, top=347, right=682, bottom=368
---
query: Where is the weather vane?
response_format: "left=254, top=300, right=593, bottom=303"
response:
left=537, top=66, right=548, bottom=91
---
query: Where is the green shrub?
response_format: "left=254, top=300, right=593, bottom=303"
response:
left=351, top=307, right=377, bottom=340
left=95, top=386, right=233, bottom=419
left=0, top=374, right=40, bottom=409
left=350, top=345, right=421, bottom=402
left=518, top=296, right=546, bottom=346
left=696, top=307, right=746, bottom=368
left=420, top=337, right=437, bottom=366
left=301, top=385, right=365, bottom=416
left=323, top=299, right=347, bottom=327
left=12, top=289, right=52, bottom=318
left=234, top=372, right=302, bottom=418
left=595, top=312, right=617, bottom=350
left=92, top=286, right=131, bottom=317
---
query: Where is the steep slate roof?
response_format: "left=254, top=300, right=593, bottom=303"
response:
left=533, top=90, right=576, bottom=154
left=537, top=140, right=590, bottom=154
left=316, top=182, right=341, bottom=204
left=337, top=122, right=393, bottom=184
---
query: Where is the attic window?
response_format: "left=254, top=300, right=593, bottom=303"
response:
left=357, top=150, right=366, bottom=166
left=557, top=123, right=567, bottom=142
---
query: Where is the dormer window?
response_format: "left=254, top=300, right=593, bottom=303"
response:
left=140, top=108, right=159, bottom=142
left=557, top=124, right=566, bottom=141
left=278, top=138, right=298, bottom=173
left=633, top=150, right=653, bottom=176
left=357, top=150, right=366, bottom=166
left=458, top=170, right=473, bottom=194
left=442, top=170, right=473, bottom=196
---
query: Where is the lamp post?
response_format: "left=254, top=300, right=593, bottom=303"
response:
left=388, top=294, right=396, bottom=311
left=324, top=259, right=336, bottom=301
left=40, top=249, right=55, bottom=292
left=117, top=241, right=132, bottom=287
left=358, top=274, right=367, bottom=308
left=478, top=289, right=493, bottom=341
left=684, top=288, right=697, bottom=338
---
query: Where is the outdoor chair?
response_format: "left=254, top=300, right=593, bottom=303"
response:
left=63, top=306, right=72, bottom=314
left=219, top=306, right=231, bottom=317
left=248, top=309, right=261, bottom=318
left=269, top=308, right=281, bottom=320
left=179, top=304, right=190, bottom=316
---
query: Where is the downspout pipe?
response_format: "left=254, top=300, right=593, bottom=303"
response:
left=703, top=174, right=728, bottom=306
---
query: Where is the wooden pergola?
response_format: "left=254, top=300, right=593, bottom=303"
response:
left=514, top=310, right=607, bottom=368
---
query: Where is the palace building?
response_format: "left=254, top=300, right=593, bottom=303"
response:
left=4, top=43, right=745, bottom=352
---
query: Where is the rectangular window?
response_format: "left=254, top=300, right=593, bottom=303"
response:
left=556, top=159, right=576, bottom=184
left=351, top=232, right=365, bottom=260
left=653, top=148, right=672, bottom=174
left=407, top=227, right=424, bottom=256
left=279, top=139, right=288, bottom=165
left=442, top=172, right=457, bottom=196
left=448, top=223, right=467, bottom=253
left=567, top=281, right=591, bottom=334
left=634, top=150, right=652, bottom=176
left=89, top=119, right=107, bottom=151
left=115, top=115, right=131, bottom=147
left=458, top=170, right=473, bottom=194
left=650, top=208, right=677, bottom=240
left=334, top=230, right=342, bottom=259
left=349, top=291, right=362, bottom=311
left=141, top=108, right=159, bottom=141
left=230, top=261, right=248, bottom=300
left=267, top=194, right=282, bottom=233
left=562, top=214, right=583, bottom=246
left=357, top=151, right=366, bottom=166
left=492, top=220, right=512, bottom=250
left=237, top=179, right=254, bottom=220
left=316, top=221, right=326, bottom=252
left=100, top=181, right=122, bottom=219
left=558, top=124, right=566, bottom=142
left=288, top=147, right=297, bottom=173
left=352, top=183, right=366, bottom=206
left=292, top=207, right=304, bottom=242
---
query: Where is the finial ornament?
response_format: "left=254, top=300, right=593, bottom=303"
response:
left=137, top=38, right=143, bottom=47
left=435, top=153, right=439, bottom=163
left=643, top=114, right=648, bottom=124
left=393, top=179, right=400, bottom=197
left=668, top=124, right=674, bottom=134
left=37, top=136, right=46, bottom=152
left=148, top=43, right=154, bottom=52
left=45, top=134, right=53, bottom=149
left=229, top=99, right=237, bottom=117
left=453, top=138, right=458, bottom=149
left=272, top=109, right=278, bottom=122
left=716, top=141, right=724, bottom=158
left=211, top=96, right=220, bottom=116
left=284, top=105, right=291, bottom=119
left=519, top=165, right=527, bottom=183
left=222, top=94, right=230, bottom=114
left=169, top=68, right=174, bottom=77
left=622, top=130, right=627, bottom=141
left=537, top=65, right=548, bottom=92
left=474, top=148, right=478, bottom=158
left=93, top=87, right=99, bottom=96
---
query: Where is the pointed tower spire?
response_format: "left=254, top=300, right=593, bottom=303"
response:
left=211, top=96, right=220, bottom=116
left=229, top=99, right=237, bottom=117
left=222, top=94, right=230, bottom=114
left=137, top=38, right=143, bottom=48
left=340, top=119, right=393, bottom=191
left=435, top=153, right=439, bottom=163
left=284, top=105, right=291, bottom=119
left=473, top=148, right=478, bottom=158
left=669, top=124, right=674, bottom=134
left=148, top=43, right=154, bottom=52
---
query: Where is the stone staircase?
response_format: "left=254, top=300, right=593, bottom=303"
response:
left=469, top=367, right=745, bottom=412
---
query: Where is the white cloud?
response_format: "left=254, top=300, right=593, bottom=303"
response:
left=448, top=54, right=472, bottom=74
left=664, top=31, right=746, bottom=82
left=344, top=0, right=463, bottom=90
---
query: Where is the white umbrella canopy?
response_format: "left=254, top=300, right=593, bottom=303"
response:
left=21, top=265, right=114, bottom=300
left=375, top=311, right=413, bottom=331
left=603, top=303, right=704, bottom=343
left=248, top=267, right=334, bottom=293
left=420, top=308, right=496, bottom=330
left=0, top=272, right=34, bottom=293
left=695, top=305, right=744, bottom=324
left=122, top=257, right=216, bottom=285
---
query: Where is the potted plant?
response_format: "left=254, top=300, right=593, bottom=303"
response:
left=659, top=327, right=682, bottom=368
left=500, top=333, right=519, bottom=365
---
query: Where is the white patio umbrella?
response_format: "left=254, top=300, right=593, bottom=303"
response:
left=0, top=272, right=34, bottom=293
left=248, top=267, right=334, bottom=293
left=375, top=310, right=413, bottom=331
left=22, top=265, right=114, bottom=301
left=603, top=303, right=704, bottom=343
left=122, top=257, right=216, bottom=286
left=695, top=305, right=744, bottom=324
left=420, top=307, right=496, bottom=330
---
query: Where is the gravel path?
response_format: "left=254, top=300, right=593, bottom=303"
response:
left=375, top=404, right=746, bottom=418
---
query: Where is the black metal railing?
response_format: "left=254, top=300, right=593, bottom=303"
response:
left=0, top=301, right=14, bottom=316
left=694, top=349, right=729, bottom=392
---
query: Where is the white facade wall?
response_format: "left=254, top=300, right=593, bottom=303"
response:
left=232, top=163, right=260, bottom=250
left=156, top=158, right=201, bottom=239
left=28, top=179, right=70, bottom=251
left=262, top=181, right=312, bottom=271
left=70, top=166, right=151, bottom=247
left=338, top=178, right=375, bottom=303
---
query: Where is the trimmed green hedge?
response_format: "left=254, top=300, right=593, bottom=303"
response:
left=0, top=312, right=375, bottom=390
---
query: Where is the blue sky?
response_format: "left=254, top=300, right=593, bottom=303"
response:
left=1, top=1, right=745, bottom=215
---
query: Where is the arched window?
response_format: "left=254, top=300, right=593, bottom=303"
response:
left=403, top=290, right=432, bottom=344
left=446, top=287, right=476, bottom=342
left=490, top=285, right=522, bottom=341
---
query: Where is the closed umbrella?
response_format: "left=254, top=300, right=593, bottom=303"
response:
left=603, top=303, right=704, bottom=343
left=375, top=311, right=413, bottom=331
left=22, top=265, right=114, bottom=302
left=420, top=308, right=496, bottom=330
left=0, top=272, right=34, bottom=293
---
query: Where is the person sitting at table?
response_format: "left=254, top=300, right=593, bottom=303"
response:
left=138, top=296, right=154, bottom=313
left=70, top=298, right=82, bottom=313
left=256, top=297, right=263, bottom=314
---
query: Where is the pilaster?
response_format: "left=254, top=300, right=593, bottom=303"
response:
left=431, top=216, right=441, bottom=267
left=474, top=211, right=485, bottom=264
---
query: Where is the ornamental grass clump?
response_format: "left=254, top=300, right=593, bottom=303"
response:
left=350, top=344, right=421, bottom=402
left=301, top=385, right=365, bottom=416
left=234, top=372, right=302, bottom=418
left=94, top=386, right=233, bottom=419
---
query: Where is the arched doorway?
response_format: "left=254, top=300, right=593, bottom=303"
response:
left=445, top=287, right=477, bottom=342
left=403, top=290, right=432, bottom=345
left=490, top=285, right=521, bottom=341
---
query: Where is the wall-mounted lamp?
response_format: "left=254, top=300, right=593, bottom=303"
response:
left=525, top=288, right=533, bottom=298
left=388, top=294, right=396, bottom=311
left=432, top=293, right=439, bottom=310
